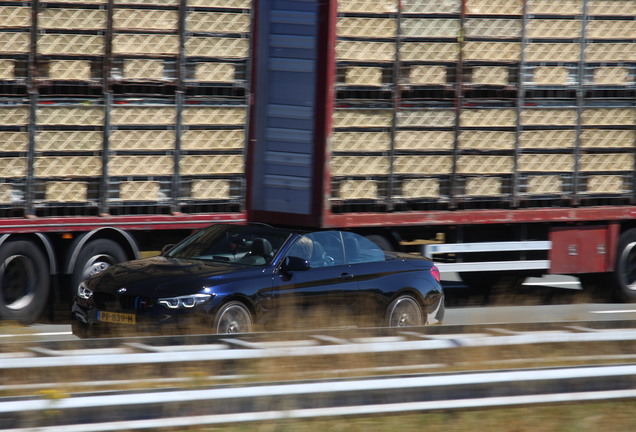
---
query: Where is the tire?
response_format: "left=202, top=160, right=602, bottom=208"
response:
left=213, top=301, right=253, bottom=334
left=612, top=229, right=636, bottom=303
left=71, top=239, right=128, bottom=292
left=385, top=295, right=423, bottom=327
left=0, top=240, right=50, bottom=323
left=365, top=234, right=394, bottom=252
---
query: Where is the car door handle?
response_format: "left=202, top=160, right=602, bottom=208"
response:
left=339, top=273, right=354, bottom=280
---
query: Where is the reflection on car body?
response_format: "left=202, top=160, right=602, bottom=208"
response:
left=71, top=224, right=444, bottom=337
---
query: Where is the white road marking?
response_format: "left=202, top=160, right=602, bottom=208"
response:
left=591, top=310, right=636, bottom=314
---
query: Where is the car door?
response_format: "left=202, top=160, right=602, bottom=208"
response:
left=272, top=231, right=358, bottom=329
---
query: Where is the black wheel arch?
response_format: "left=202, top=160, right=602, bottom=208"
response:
left=64, top=227, right=140, bottom=275
left=0, top=233, right=57, bottom=276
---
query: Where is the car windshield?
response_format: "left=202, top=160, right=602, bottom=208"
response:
left=165, top=224, right=292, bottom=266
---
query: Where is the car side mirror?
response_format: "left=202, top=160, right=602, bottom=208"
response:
left=161, top=244, right=175, bottom=255
left=281, top=256, right=311, bottom=271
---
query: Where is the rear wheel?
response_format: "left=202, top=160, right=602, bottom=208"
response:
left=214, top=301, right=253, bottom=334
left=0, top=240, right=49, bottom=323
left=71, top=239, right=128, bottom=291
left=612, top=229, right=636, bottom=302
left=385, top=295, right=423, bottom=327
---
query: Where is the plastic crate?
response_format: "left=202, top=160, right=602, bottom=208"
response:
left=37, top=106, right=104, bottom=126
left=0, top=106, right=28, bottom=126
left=458, top=130, right=515, bottom=150
left=187, top=0, right=250, bottom=8
left=111, top=106, right=175, bottom=126
left=332, top=132, right=391, bottom=152
left=402, top=0, right=460, bottom=14
left=532, top=66, right=572, bottom=86
left=113, top=9, right=177, bottom=31
left=336, top=41, right=395, bottom=62
left=519, top=130, right=576, bottom=149
left=190, top=179, right=231, bottom=200
left=113, top=34, right=178, bottom=56
left=333, top=110, right=393, bottom=128
left=0, top=157, right=27, bottom=178
left=579, top=153, right=633, bottom=172
left=0, top=7, right=31, bottom=28
left=330, top=156, right=390, bottom=176
left=48, top=0, right=106, bottom=3
left=338, top=17, right=396, bottom=39
left=181, top=130, right=245, bottom=151
left=0, top=33, right=30, bottom=54
left=123, top=59, right=165, bottom=80
left=592, top=67, right=631, bottom=86
left=37, top=131, right=102, bottom=152
left=0, top=60, right=15, bottom=79
left=400, top=18, right=460, bottom=38
left=344, top=67, right=383, bottom=86
left=0, top=132, right=28, bottom=152
left=119, top=181, right=160, bottom=201
left=526, top=19, right=581, bottom=39
left=521, top=109, right=578, bottom=127
left=586, top=43, right=634, bottom=62
left=195, top=63, right=236, bottom=82
left=338, top=0, right=397, bottom=14
left=588, top=0, right=636, bottom=15
left=526, top=175, right=563, bottom=195
left=40, top=8, right=107, bottom=30
left=464, top=176, right=502, bottom=196
left=587, top=20, right=636, bottom=40
left=338, top=180, right=379, bottom=200
left=582, top=108, right=635, bottom=126
left=580, top=129, right=635, bottom=149
left=518, top=154, right=574, bottom=172
left=49, top=60, right=92, bottom=81
left=110, top=130, right=175, bottom=151
left=393, top=155, right=453, bottom=175
left=457, top=155, right=514, bottom=174
left=109, top=155, right=172, bottom=176
left=464, top=19, right=522, bottom=39
left=400, top=42, right=459, bottom=62
left=463, top=42, right=521, bottom=62
left=584, top=175, right=626, bottom=194
left=187, top=12, right=251, bottom=34
left=34, top=156, right=101, bottom=177
left=38, top=34, right=104, bottom=56
left=465, top=0, right=523, bottom=16
left=182, top=106, right=246, bottom=126
left=45, top=182, right=87, bottom=202
left=0, top=184, right=14, bottom=204
left=527, top=0, right=582, bottom=15
left=186, top=37, right=249, bottom=58
left=397, top=109, right=455, bottom=128
left=461, top=109, right=516, bottom=128
left=180, top=154, right=244, bottom=175
left=408, top=65, right=447, bottom=85
left=525, top=43, right=580, bottom=62
left=471, top=66, right=510, bottom=86
left=394, top=130, right=454, bottom=151
left=400, top=178, right=440, bottom=198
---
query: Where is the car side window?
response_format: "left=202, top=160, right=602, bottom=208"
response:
left=343, top=232, right=385, bottom=264
left=287, top=232, right=345, bottom=268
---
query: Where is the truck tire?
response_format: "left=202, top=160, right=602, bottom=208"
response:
left=365, top=234, right=394, bottom=251
left=612, top=228, right=636, bottom=303
left=71, top=239, right=128, bottom=292
left=0, top=240, right=50, bottom=323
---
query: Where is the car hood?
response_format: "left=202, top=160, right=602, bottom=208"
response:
left=85, top=256, right=263, bottom=296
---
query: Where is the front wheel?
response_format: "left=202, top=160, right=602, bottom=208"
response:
left=612, top=229, right=636, bottom=303
left=385, top=295, right=423, bottom=327
left=213, top=301, right=253, bottom=334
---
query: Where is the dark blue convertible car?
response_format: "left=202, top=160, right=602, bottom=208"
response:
left=71, top=224, right=444, bottom=337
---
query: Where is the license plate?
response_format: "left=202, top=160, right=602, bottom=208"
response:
left=97, top=311, right=136, bottom=325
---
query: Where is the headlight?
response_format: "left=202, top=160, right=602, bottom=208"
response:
left=158, top=293, right=213, bottom=309
left=77, top=282, right=93, bottom=300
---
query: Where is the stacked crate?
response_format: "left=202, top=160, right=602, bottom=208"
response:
left=331, top=0, right=397, bottom=203
left=0, top=2, right=30, bottom=95
left=0, top=104, right=28, bottom=207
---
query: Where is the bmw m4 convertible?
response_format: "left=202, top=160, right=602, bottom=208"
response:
left=71, top=224, right=444, bottom=337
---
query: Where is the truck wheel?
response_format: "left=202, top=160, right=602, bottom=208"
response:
left=0, top=240, right=50, bottom=323
left=71, top=239, right=128, bottom=292
left=612, top=229, right=636, bottom=303
left=366, top=234, right=394, bottom=251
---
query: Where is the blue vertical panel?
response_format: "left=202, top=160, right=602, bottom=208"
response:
left=250, top=0, right=318, bottom=215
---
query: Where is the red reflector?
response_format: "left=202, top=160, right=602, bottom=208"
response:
left=430, top=265, right=441, bottom=282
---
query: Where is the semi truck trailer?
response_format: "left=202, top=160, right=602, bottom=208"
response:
left=0, top=0, right=636, bottom=323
